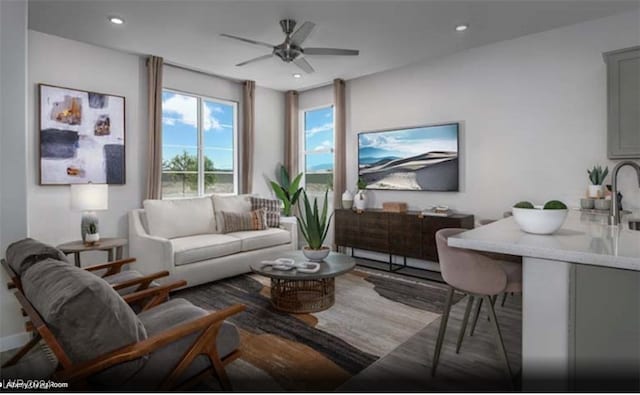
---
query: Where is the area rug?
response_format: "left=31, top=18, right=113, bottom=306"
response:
left=175, top=267, right=463, bottom=391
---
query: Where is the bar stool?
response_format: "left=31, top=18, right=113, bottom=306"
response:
left=431, top=228, right=522, bottom=378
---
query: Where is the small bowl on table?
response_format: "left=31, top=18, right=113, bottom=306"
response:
left=512, top=207, right=568, bottom=235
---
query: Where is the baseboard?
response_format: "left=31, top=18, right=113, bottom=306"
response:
left=0, top=331, right=29, bottom=352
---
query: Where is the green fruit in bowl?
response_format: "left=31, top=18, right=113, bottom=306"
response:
left=543, top=200, right=567, bottom=210
left=513, top=201, right=535, bottom=209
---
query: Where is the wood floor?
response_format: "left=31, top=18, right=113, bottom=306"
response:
left=340, top=292, right=523, bottom=392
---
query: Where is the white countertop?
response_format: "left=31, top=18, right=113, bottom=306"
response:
left=448, top=210, right=640, bottom=271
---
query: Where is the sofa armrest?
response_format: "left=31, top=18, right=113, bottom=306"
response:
left=129, top=210, right=174, bottom=277
left=280, top=216, right=298, bottom=250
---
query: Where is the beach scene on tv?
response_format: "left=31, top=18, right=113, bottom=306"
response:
left=358, top=124, right=459, bottom=191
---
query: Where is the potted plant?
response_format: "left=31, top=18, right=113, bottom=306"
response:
left=354, top=178, right=368, bottom=211
left=587, top=165, right=609, bottom=198
left=297, top=189, right=333, bottom=262
left=85, top=223, right=100, bottom=245
left=270, top=165, right=303, bottom=217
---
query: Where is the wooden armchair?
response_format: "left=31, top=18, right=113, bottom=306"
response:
left=2, top=260, right=245, bottom=390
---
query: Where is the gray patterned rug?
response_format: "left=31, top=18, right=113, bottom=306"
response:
left=175, top=267, right=463, bottom=391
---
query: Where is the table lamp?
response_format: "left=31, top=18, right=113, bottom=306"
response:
left=70, top=184, right=108, bottom=243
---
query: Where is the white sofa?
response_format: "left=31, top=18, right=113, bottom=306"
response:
left=129, top=195, right=297, bottom=288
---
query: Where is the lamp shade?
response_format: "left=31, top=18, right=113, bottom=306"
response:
left=70, top=184, right=108, bottom=211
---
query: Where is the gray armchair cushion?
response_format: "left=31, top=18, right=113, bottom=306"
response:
left=127, top=298, right=240, bottom=387
left=5, top=238, right=68, bottom=276
left=21, top=259, right=147, bottom=383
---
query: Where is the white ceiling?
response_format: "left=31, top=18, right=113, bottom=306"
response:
left=28, top=0, right=639, bottom=92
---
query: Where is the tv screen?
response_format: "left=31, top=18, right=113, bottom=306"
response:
left=358, top=123, right=459, bottom=191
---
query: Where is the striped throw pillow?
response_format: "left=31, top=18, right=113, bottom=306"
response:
left=250, top=197, right=281, bottom=228
left=221, top=209, right=268, bottom=233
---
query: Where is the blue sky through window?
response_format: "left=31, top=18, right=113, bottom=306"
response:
left=304, top=106, right=334, bottom=173
left=162, top=91, right=235, bottom=171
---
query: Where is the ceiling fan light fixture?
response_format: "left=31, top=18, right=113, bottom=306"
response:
left=293, top=73, right=302, bottom=79
left=455, top=24, right=468, bottom=32
left=108, top=16, right=125, bottom=25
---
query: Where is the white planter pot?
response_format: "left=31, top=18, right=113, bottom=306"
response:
left=354, top=190, right=367, bottom=211
left=341, top=190, right=353, bottom=210
left=303, top=246, right=330, bottom=262
left=85, top=233, right=100, bottom=243
left=588, top=184, right=604, bottom=199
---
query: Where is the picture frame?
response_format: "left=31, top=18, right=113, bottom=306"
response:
left=39, top=83, right=126, bottom=185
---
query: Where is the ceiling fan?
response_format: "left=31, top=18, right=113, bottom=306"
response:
left=220, top=19, right=359, bottom=74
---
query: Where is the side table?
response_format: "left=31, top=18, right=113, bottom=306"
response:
left=57, top=238, right=128, bottom=268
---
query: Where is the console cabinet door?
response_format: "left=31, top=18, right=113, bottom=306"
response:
left=335, top=209, right=359, bottom=247
left=357, top=212, right=389, bottom=252
left=605, top=46, right=640, bottom=159
left=389, top=213, right=422, bottom=259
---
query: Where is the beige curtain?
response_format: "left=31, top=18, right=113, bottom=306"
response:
left=145, top=56, right=164, bottom=200
left=241, top=80, right=255, bottom=194
left=284, top=90, right=299, bottom=177
left=333, top=79, right=346, bottom=207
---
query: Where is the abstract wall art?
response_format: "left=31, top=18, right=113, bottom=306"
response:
left=39, top=84, right=126, bottom=185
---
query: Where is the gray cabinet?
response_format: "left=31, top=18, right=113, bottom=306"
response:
left=604, top=46, right=640, bottom=159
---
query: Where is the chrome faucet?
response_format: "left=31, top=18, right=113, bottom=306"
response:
left=608, top=160, right=640, bottom=226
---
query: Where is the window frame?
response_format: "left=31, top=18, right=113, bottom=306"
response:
left=299, top=104, right=335, bottom=190
left=161, top=88, right=239, bottom=198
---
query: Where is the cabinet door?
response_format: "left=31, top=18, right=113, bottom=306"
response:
left=389, top=213, right=422, bottom=258
left=421, top=216, right=473, bottom=262
left=356, top=212, right=389, bottom=252
left=335, top=209, right=359, bottom=247
left=605, top=46, right=640, bottom=159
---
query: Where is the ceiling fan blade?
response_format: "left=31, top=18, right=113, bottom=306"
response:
left=220, top=33, right=274, bottom=49
left=293, top=56, right=315, bottom=74
left=290, top=21, right=315, bottom=46
left=236, top=53, right=274, bottom=67
left=303, top=48, right=359, bottom=56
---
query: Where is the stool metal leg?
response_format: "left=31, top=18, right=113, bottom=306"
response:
left=431, top=286, right=455, bottom=376
left=469, top=297, right=483, bottom=336
left=501, top=292, right=508, bottom=307
left=456, top=295, right=474, bottom=354
left=484, top=295, right=513, bottom=380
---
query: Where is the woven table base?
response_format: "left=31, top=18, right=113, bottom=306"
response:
left=270, top=277, right=335, bottom=313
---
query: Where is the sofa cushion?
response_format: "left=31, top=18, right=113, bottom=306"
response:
left=130, top=298, right=239, bottom=386
left=212, top=194, right=252, bottom=232
left=5, top=238, right=68, bottom=276
left=227, top=228, right=291, bottom=252
left=21, top=259, right=147, bottom=384
left=171, top=234, right=242, bottom=266
left=250, top=196, right=281, bottom=228
left=143, top=197, right=215, bottom=239
left=220, top=209, right=268, bottom=234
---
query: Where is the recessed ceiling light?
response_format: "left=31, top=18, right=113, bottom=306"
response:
left=455, top=24, right=468, bottom=32
left=108, top=16, right=125, bottom=25
left=293, top=73, right=302, bottom=79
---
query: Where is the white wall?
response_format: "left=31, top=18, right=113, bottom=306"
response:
left=0, top=0, right=30, bottom=350
left=344, top=10, right=640, bottom=221
left=254, top=85, right=285, bottom=197
left=27, top=30, right=147, bottom=252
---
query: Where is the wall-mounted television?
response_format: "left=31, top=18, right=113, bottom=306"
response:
left=358, top=122, right=459, bottom=191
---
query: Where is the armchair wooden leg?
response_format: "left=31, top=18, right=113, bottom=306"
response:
left=431, top=286, right=454, bottom=376
left=456, top=295, right=474, bottom=354
left=208, top=347, right=231, bottom=390
left=1, top=334, right=41, bottom=368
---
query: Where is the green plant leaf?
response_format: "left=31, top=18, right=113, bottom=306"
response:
left=280, top=165, right=290, bottom=190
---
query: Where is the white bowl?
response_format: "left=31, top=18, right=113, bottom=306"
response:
left=512, top=207, right=568, bottom=235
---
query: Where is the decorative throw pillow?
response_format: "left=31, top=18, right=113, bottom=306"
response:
left=221, top=208, right=268, bottom=233
left=212, top=194, right=253, bottom=233
left=250, top=196, right=281, bottom=228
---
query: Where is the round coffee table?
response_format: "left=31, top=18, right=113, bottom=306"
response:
left=251, top=250, right=356, bottom=313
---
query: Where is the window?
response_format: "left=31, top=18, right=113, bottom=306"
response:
left=302, top=105, right=334, bottom=192
left=161, top=90, right=237, bottom=198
